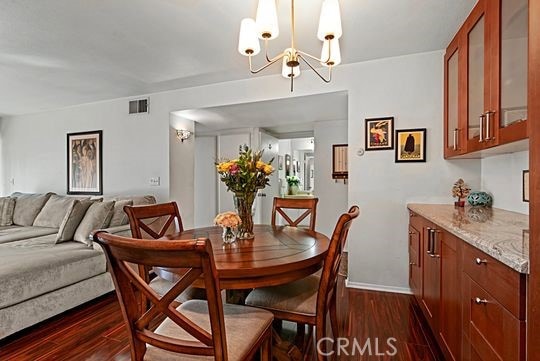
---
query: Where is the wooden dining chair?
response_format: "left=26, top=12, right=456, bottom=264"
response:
left=93, top=231, right=273, bottom=361
left=271, top=197, right=319, bottom=231
left=246, top=206, right=360, bottom=361
left=124, top=202, right=203, bottom=306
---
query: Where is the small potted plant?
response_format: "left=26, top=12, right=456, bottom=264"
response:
left=286, top=175, right=300, bottom=195
left=452, top=178, right=471, bottom=207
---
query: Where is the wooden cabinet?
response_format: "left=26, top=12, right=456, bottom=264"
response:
left=443, top=0, right=529, bottom=158
left=408, top=211, right=526, bottom=361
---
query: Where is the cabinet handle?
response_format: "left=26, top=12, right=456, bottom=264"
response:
left=409, top=262, right=416, bottom=266
left=430, top=229, right=440, bottom=258
left=474, top=297, right=488, bottom=305
left=475, top=258, right=488, bottom=265
left=409, top=212, right=416, bottom=217
left=485, top=111, right=495, bottom=141
left=453, top=128, right=458, bottom=151
left=426, top=228, right=433, bottom=254
left=479, top=114, right=485, bottom=142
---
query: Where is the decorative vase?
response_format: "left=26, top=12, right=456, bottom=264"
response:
left=233, top=192, right=257, bottom=239
left=288, top=184, right=299, bottom=195
left=467, top=191, right=493, bottom=207
left=221, top=227, right=237, bottom=244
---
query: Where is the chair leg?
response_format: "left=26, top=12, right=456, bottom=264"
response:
left=295, top=323, right=306, bottom=351
left=260, top=329, right=272, bottom=361
left=303, top=326, right=314, bottom=361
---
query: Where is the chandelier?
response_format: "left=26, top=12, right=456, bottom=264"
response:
left=238, top=0, right=342, bottom=92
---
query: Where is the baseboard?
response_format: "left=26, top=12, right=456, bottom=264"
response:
left=345, top=279, right=413, bottom=295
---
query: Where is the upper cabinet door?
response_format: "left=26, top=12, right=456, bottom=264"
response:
left=444, top=35, right=466, bottom=158
left=497, top=0, right=528, bottom=143
left=464, top=0, right=495, bottom=152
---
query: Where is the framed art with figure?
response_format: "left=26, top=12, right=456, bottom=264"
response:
left=395, top=128, right=427, bottom=163
left=365, top=117, right=394, bottom=151
left=67, top=130, right=103, bottom=195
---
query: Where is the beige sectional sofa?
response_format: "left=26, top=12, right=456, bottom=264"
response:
left=0, top=192, right=156, bottom=339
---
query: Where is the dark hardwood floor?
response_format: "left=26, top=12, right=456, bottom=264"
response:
left=0, top=278, right=442, bottom=361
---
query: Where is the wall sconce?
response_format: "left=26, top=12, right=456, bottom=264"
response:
left=176, top=129, right=193, bottom=142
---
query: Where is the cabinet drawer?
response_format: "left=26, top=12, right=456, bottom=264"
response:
left=463, top=275, right=525, bottom=361
left=462, top=242, right=525, bottom=318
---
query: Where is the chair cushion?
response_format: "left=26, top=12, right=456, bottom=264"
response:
left=73, top=201, right=115, bottom=246
left=108, top=200, right=133, bottom=227
left=0, top=235, right=107, bottom=308
left=0, top=197, right=16, bottom=226
left=0, top=226, right=58, bottom=244
left=144, top=300, right=273, bottom=361
left=11, top=193, right=53, bottom=226
left=245, top=274, right=321, bottom=317
left=56, top=199, right=96, bottom=243
left=149, top=277, right=207, bottom=304
left=33, top=195, right=77, bottom=228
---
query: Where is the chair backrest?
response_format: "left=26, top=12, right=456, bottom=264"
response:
left=271, top=197, right=319, bottom=231
left=93, top=231, right=227, bottom=361
left=124, top=202, right=184, bottom=240
left=316, top=206, right=359, bottom=323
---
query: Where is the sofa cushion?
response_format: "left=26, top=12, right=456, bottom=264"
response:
left=11, top=193, right=53, bottom=226
left=73, top=201, right=115, bottom=246
left=33, top=195, right=78, bottom=228
left=0, top=235, right=107, bottom=309
left=100, top=195, right=156, bottom=206
left=0, top=197, right=16, bottom=226
left=0, top=226, right=58, bottom=245
left=108, top=200, right=133, bottom=227
left=56, top=199, right=96, bottom=243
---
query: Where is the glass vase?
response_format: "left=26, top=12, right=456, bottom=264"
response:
left=233, top=192, right=257, bottom=239
left=221, top=227, right=237, bottom=244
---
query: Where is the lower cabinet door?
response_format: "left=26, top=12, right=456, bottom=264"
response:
left=408, top=225, right=422, bottom=299
left=421, top=224, right=440, bottom=331
left=462, top=274, right=525, bottom=361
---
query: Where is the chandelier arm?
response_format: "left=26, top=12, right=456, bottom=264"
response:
left=298, top=54, right=333, bottom=83
left=297, top=39, right=332, bottom=64
left=264, top=39, right=285, bottom=63
left=297, top=50, right=324, bottom=63
left=249, top=53, right=286, bottom=74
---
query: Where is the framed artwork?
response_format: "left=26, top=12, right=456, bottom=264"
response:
left=285, top=154, right=291, bottom=176
left=523, top=170, right=530, bottom=202
left=278, top=155, right=284, bottom=171
left=67, top=130, right=103, bottom=195
left=395, top=128, right=427, bottom=163
left=365, top=117, right=394, bottom=151
left=332, top=144, right=348, bottom=179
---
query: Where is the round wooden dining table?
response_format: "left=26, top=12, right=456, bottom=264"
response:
left=158, top=224, right=330, bottom=290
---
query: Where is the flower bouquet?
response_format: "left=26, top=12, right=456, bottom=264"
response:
left=214, top=211, right=242, bottom=243
left=215, top=145, right=274, bottom=239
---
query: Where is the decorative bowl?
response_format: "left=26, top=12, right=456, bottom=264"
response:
left=467, top=191, right=493, bottom=207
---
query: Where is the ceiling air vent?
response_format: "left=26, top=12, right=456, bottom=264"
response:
left=129, top=98, right=149, bottom=114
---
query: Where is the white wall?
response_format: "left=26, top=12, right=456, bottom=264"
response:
left=481, top=151, right=529, bottom=214
left=194, top=136, right=217, bottom=227
left=0, top=50, right=483, bottom=291
left=314, top=120, right=348, bottom=239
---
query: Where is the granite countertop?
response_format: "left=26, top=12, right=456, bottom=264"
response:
left=407, top=204, right=529, bottom=274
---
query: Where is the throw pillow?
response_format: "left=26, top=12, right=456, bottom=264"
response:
left=73, top=201, right=115, bottom=246
left=33, top=195, right=79, bottom=228
left=55, top=199, right=96, bottom=243
left=0, top=197, right=16, bottom=226
left=11, top=193, right=53, bottom=226
left=108, top=200, right=133, bottom=227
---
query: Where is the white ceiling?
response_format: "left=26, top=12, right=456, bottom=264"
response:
left=0, top=0, right=476, bottom=116
left=175, top=91, right=348, bottom=135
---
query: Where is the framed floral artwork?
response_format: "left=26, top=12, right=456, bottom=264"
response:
left=395, top=128, right=427, bottom=163
left=365, top=117, right=394, bottom=151
left=67, top=130, right=103, bottom=195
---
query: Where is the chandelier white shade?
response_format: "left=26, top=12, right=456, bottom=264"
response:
left=238, top=18, right=260, bottom=56
left=237, top=0, right=343, bottom=91
left=256, top=0, right=279, bottom=39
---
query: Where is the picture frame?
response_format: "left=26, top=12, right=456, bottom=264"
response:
left=278, top=155, right=284, bottom=171
left=285, top=154, right=291, bottom=176
left=395, top=128, right=427, bottom=163
left=67, top=130, right=103, bottom=195
left=365, top=117, right=394, bottom=151
left=523, top=170, right=530, bottom=202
